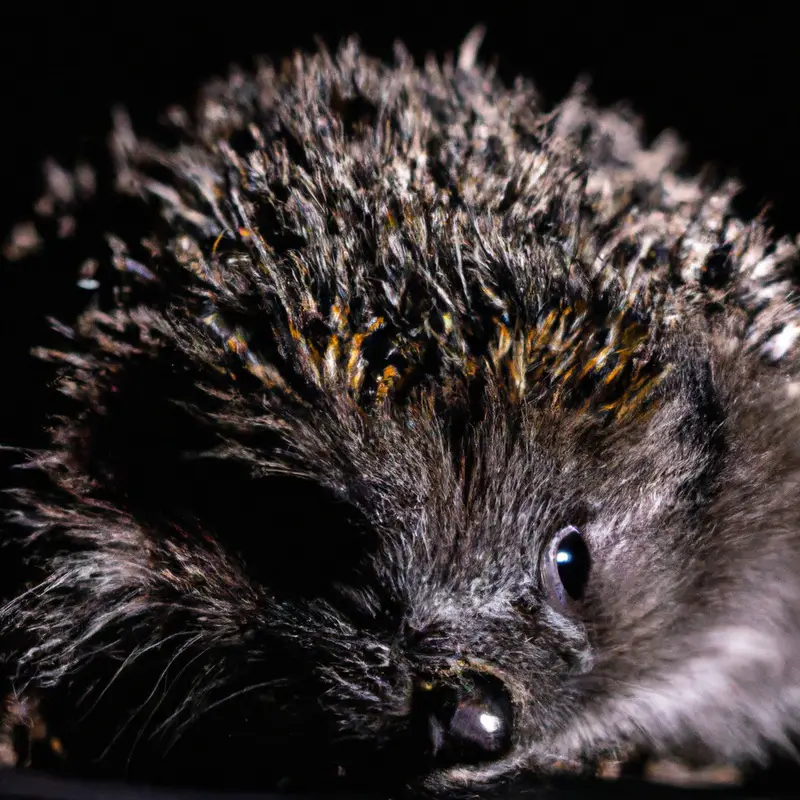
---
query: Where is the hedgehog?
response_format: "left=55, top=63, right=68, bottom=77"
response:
left=1, top=28, right=799, bottom=794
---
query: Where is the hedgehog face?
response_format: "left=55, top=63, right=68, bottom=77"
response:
left=3, top=345, right=730, bottom=790
left=288, top=380, right=724, bottom=787
left=125, top=373, right=703, bottom=790
left=287, top=356, right=794, bottom=791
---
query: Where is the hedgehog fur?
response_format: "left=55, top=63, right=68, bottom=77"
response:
left=1, top=29, right=800, bottom=793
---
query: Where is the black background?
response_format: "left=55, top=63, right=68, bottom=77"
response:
left=0, top=4, right=798, bottom=796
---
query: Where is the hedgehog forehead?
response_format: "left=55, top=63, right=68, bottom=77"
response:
left=345, top=367, right=711, bottom=594
left=364, top=412, right=580, bottom=570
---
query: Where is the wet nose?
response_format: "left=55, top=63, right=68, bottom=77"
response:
left=412, top=669, right=513, bottom=767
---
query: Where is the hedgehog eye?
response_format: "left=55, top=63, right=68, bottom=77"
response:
left=544, top=526, right=591, bottom=607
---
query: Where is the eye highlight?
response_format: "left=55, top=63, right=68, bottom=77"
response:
left=544, top=526, right=591, bottom=608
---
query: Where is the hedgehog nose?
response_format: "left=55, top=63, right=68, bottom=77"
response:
left=412, top=670, right=513, bottom=767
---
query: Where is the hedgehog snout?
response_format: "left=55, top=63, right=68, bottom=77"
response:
left=410, top=668, right=514, bottom=768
